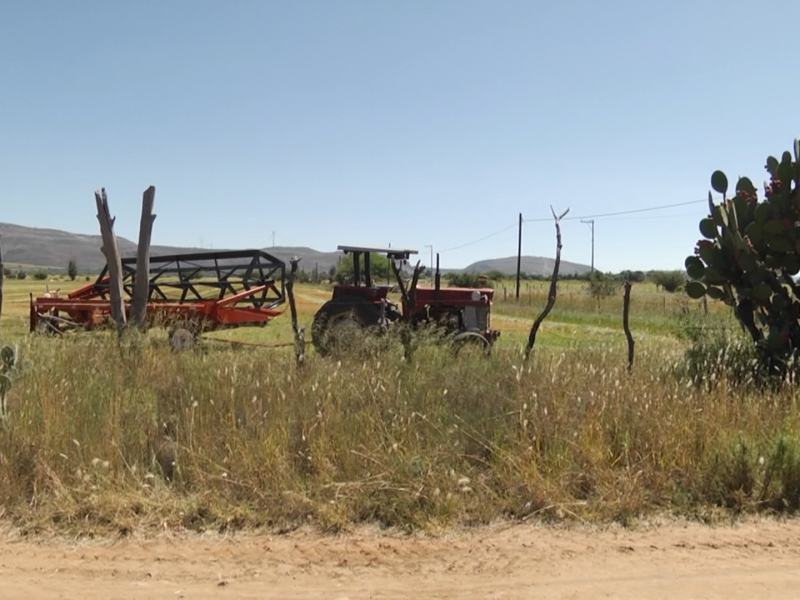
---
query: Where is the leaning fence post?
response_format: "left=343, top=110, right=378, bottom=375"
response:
left=286, top=257, right=305, bottom=366
left=0, top=238, right=4, bottom=327
left=623, top=281, right=635, bottom=372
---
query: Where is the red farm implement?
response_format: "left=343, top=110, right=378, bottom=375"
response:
left=30, top=249, right=286, bottom=347
left=311, top=245, right=500, bottom=355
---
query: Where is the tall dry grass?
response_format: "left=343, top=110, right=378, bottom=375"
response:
left=1, top=330, right=800, bottom=536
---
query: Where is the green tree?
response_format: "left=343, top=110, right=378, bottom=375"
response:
left=334, top=253, right=391, bottom=285
left=485, top=269, right=507, bottom=281
left=67, top=258, right=78, bottom=281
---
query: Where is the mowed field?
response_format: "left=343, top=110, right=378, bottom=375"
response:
left=0, top=274, right=711, bottom=348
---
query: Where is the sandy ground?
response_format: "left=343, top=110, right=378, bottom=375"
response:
left=2, top=519, right=800, bottom=599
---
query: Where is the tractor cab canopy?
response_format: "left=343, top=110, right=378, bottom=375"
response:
left=337, top=245, right=418, bottom=287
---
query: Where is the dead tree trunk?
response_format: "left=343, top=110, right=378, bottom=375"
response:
left=95, top=188, right=127, bottom=332
left=407, top=262, right=424, bottom=323
left=390, top=259, right=408, bottom=305
left=623, top=281, right=634, bottom=372
left=130, top=186, right=156, bottom=329
left=390, top=260, right=424, bottom=320
left=390, top=259, right=425, bottom=360
left=285, top=257, right=305, bottom=366
left=524, top=206, right=570, bottom=361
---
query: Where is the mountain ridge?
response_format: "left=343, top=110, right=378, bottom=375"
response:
left=0, top=222, right=591, bottom=277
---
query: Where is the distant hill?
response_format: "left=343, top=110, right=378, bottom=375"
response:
left=0, top=222, right=590, bottom=278
left=463, top=255, right=591, bottom=277
left=0, top=222, right=344, bottom=275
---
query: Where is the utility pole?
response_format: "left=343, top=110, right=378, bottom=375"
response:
left=424, top=244, right=433, bottom=283
left=515, top=213, right=522, bottom=299
left=581, top=219, right=595, bottom=276
left=272, top=231, right=275, bottom=247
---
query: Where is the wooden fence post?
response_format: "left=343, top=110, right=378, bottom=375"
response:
left=285, top=257, right=305, bottom=366
left=0, top=239, right=4, bottom=327
left=130, top=186, right=157, bottom=329
left=95, top=188, right=127, bottom=332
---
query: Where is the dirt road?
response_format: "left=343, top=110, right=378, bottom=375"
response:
left=2, top=518, right=800, bottom=599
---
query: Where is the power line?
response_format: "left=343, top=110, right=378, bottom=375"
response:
left=604, top=213, right=700, bottom=221
left=440, top=222, right=517, bottom=253
left=438, top=199, right=706, bottom=256
left=581, top=219, right=595, bottom=275
left=523, top=199, right=706, bottom=223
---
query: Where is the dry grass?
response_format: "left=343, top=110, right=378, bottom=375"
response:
left=0, top=277, right=798, bottom=537
left=0, top=330, right=798, bottom=537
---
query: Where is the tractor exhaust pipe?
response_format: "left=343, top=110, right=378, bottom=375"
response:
left=435, top=253, right=441, bottom=291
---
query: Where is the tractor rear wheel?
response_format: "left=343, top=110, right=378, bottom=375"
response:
left=312, top=297, right=382, bottom=357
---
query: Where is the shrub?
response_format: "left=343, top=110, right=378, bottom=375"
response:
left=675, top=309, right=765, bottom=388
left=618, top=269, right=646, bottom=283
left=33, top=270, right=48, bottom=281
left=295, top=269, right=313, bottom=284
left=649, top=270, right=685, bottom=292
left=586, top=271, right=620, bottom=299
left=445, top=272, right=493, bottom=288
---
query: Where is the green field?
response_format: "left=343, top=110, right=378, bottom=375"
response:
left=1, top=275, right=716, bottom=348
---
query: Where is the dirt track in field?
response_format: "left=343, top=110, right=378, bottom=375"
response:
left=3, top=518, right=800, bottom=598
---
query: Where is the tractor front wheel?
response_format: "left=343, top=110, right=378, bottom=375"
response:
left=451, top=330, right=491, bottom=358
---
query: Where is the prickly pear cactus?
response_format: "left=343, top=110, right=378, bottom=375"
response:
left=0, top=345, right=18, bottom=426
left=0, top=373, right=10, bottom=424
left=685, top=140, right=800, bottom=376
left=0, top=345, right=15, bottom=373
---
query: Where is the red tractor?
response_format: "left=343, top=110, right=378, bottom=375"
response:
left=311, top=245, right=500, bottom=355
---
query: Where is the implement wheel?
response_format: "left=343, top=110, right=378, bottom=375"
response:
left=168, top=319, right=203, bottom=352
left=169, top=327, right=196, bottom=351
left=311, top=297, right=382, bottom=357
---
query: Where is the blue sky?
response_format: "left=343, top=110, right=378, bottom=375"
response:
left=1, top=1, right=798, bottom=272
